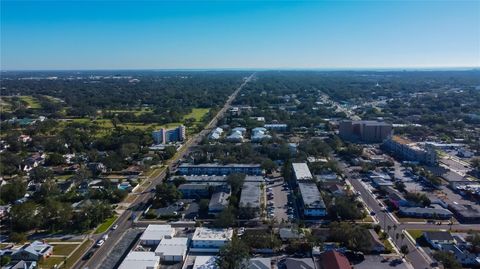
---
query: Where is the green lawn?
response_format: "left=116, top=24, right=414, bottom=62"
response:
left=38, top=256, right=65, bottom=269
left=406, top=229, right=425, bottom=240
left=64, top=240, right=91, bottom=268
left=183, top=108, right=210, bottom=121
left=49, top=243, right=80, bottom=256
left=94, top=215, right=118, bottom=234
left=382, top=238, right=395, bottom=253
left=19, top=95, right=41, bottom=109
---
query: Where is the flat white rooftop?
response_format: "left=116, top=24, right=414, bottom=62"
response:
left=154, top=237, right=189, bottom=257
left=193, top=255, right=218, bottom=269
left=140, top=224, right=175, bottom=241
left=292, top=163, right=313, bottom=180
left=192, top=227, right=233, bottom=241
left=118, top=251, right=159, bottom=269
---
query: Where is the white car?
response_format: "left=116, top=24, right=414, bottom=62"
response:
left=111, top=224, right=118, bottom=230
left=96, top=239, right=105, bottom=247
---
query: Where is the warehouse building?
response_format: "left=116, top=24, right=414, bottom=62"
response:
left=154, top=237, right=189, bottom=262
left=140, top=225, right=176, bottom=246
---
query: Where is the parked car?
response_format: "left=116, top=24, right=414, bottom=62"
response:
left=111, top=224, right=118, bottom=230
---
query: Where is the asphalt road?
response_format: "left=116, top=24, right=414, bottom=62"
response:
left=341, top=163, right=479, bottom=269
left=73, top=73, right=255, bottom=269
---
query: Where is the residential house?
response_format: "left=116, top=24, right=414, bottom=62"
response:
left=319, top=250, right=352, bottom=269
left=283, top=258, right=315, bottom=269
left=11, top=241, right=53, bottom=262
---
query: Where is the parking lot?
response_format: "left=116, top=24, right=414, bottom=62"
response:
left=391, top=161, right=425, bottom=192
left=266, top=180, right=295, bottom=222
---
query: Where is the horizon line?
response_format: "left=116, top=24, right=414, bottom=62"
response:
left=1, top=66, right=479, bottom=73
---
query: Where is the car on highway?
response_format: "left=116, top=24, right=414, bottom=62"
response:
left=111, top=224, right=118, bottom=230
left=102, top=234, right=109, bottom=241
left=82, top=251, right=94, bottom=260
left=96, top=239, right=105, bottom=247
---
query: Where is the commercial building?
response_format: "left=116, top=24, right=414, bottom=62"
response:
left=191, top=228, right=233, bottom=252
left=152, top=125, right=186, bottom=144
left=423, top=231, right=455, bottom=249
left=298, top=182, right=326, bottom=218
left=208, top=185, right=231, bottom=215
left=399, top=206, right=453, bottom=219
left=448, top=203, right=480, bottom=224
left=239, top=181, right=262, bottom=210
left=118, top=251, right=160, bottom=269
left=292, top=163, right=313, bottom=181
left=140, top=225, right=176, bottom=246
left=382, top=136, right=437, bottom=165
left=339, top=120, right=392, bottom=143
left=178, top=163, right=262, bottom=176
left=154, top=237, right=189, bottom=262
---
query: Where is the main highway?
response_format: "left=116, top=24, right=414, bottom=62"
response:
left=73, top=73, right=255, bottom=269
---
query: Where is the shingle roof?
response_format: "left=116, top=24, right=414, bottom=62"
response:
left=320, top=250, right=351, bottom=269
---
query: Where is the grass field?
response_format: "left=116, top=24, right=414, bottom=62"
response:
left=406, top=229, right=425, bottom=240
left=183, top=108, right=210, bottom=121
left=49, top=243, right=81, bottom=256
left=38, top=256, right=65, bottom=268
left=94, top=215, right=118, bottom=234
left=382, top=238, right=395, bottom=253
left=19, top=95, right=41, bottom=109
left=64, top=240, right=91, bottom=268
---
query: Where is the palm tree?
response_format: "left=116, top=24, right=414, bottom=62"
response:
left=395, top=233, right=400, bottom=242
left=387, top=225, right=392, bottom=234
left=400, top=233, right=405, bottom=245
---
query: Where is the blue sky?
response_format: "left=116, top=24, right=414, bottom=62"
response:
left=1, top=0, right=479, bottom=70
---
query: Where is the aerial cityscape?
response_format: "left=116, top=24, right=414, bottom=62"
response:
left=0, top=1, right=479, bottom=269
